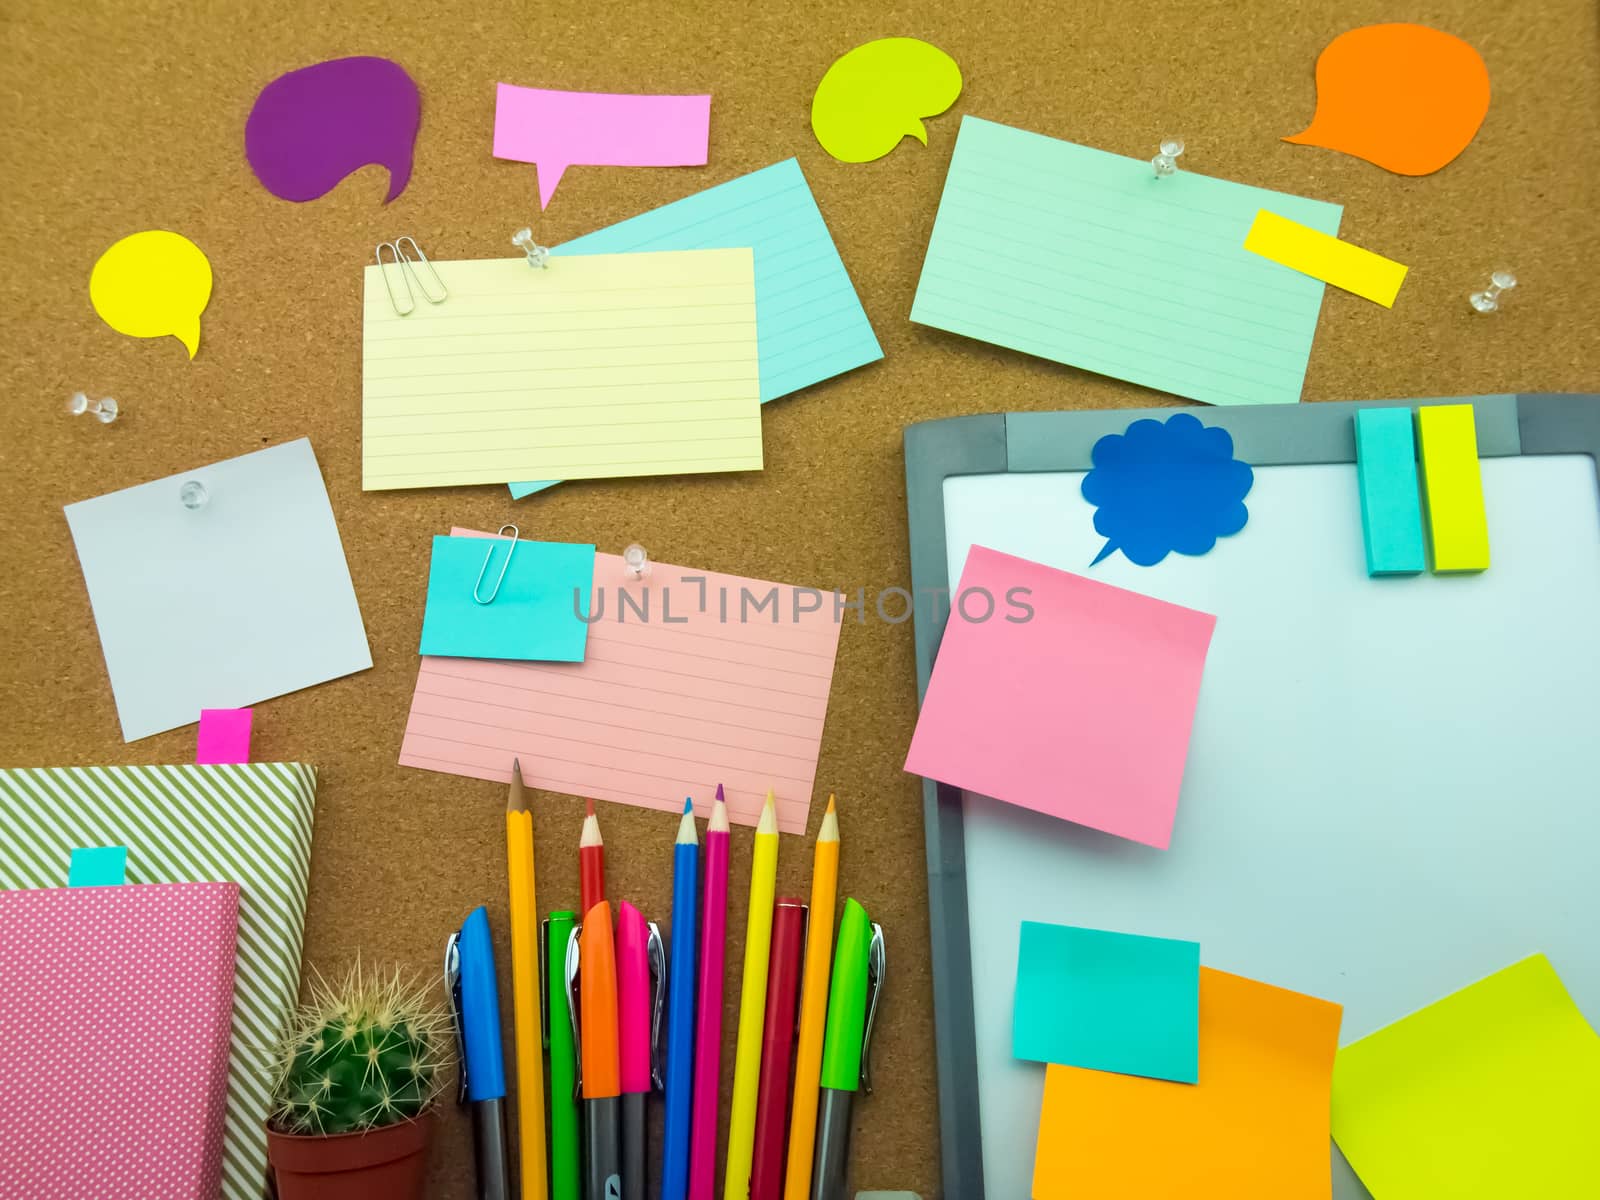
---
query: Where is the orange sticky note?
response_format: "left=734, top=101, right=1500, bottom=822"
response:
left=1033, top=967, right=1343, bottom=1199
left=1285, top=24, right=1490, bottom=176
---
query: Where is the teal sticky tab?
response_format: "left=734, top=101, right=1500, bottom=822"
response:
left=419, top=535, right=595, bottom=661
left=1013, top=922, right=1200, bottom=1083
left=510, top=159, right=882, bottom=499
left=68, top=845, right=128, bottom=887
left=911, top=117, right=1343, bottom=407
left=1355, top=408, right=1426, bottom=575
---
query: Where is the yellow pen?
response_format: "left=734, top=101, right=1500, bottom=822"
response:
left=783, top=796, right=840, bottom=1200
left=724, top=792, right=780, bottom=1200
left=507, top=760, right=549, bottom=1200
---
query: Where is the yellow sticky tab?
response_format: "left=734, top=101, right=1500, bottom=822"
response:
left=1243, top=209, right=1407, bottom=307
left=1416, top=404, right=1489, bottom=572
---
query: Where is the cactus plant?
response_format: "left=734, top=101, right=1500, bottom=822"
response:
left=268, top=961, right=452, bottom=1136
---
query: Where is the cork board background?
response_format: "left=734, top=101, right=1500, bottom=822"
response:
left=2, top=1, right=1598, bottom=1196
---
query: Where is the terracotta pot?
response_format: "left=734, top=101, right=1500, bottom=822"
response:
left=266, top=1110, right=435, bottom=1200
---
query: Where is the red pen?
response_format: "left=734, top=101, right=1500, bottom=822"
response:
left=749, top=897, right=808, bottom=1200
left=580, top=797, right=606, bottom=916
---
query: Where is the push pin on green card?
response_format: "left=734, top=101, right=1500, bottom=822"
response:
left=1152, top=137, right=1185, bottom=177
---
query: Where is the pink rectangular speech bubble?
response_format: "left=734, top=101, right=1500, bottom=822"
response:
left=493, top=83, right=711, bottom=208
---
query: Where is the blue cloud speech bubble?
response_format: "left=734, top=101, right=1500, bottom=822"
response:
left=1082, top=413, right=1254, bottom=566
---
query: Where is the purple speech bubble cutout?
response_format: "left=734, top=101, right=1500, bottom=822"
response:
left=245, top=56, right=421, bottom=203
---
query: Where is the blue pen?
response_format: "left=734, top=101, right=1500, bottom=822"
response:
left=447, top=905, right=511, bottom=1200
left=660, top=799, right=700, bottom=1200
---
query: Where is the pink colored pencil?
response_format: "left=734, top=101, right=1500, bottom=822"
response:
left=688, top=787, right=732, bottom=1200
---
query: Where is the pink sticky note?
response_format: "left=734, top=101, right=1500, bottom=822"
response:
left=400, top=531, right=842, bottom=835
left=196, top=708, right=253, bottom=764
left=905, top=545, right=1216, bottom=849
left=493, top=82, right=711, bottom=208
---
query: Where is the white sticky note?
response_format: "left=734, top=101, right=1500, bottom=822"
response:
left=64, top=439, right=372, bottom=741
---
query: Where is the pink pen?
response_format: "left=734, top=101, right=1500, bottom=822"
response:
left=688, top=787, right=732, bottom=1200
left=617, top=901, right=661, bottom=1200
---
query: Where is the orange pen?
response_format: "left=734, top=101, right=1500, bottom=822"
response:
left=573, top=901, right=621, bottom=1200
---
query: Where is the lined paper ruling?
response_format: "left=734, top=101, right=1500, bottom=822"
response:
left=511, top=159, right=881, bottom=498
left=362, top=249, right=762, bottom=489
left=0, top=764, right=319, bottom=1200
left=911, top=116, right=1344, bottom=407
left=400, top=537, right=842, bottom=834
left=64, top=439, right=371, bottom=741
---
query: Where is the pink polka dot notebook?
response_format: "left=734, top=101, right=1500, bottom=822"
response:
left=0, top=882, right=240, bottom=1200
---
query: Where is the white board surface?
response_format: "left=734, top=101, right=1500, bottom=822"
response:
left=942, top=455, right=1600, bottom=1200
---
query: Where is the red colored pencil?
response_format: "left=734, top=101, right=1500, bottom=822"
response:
left=579, top=796, right=606, bottom=917
left=749, top=897, right=808, bottom=1200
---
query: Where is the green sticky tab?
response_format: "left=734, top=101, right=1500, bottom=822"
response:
left=68, top=845, right=128, bottom=887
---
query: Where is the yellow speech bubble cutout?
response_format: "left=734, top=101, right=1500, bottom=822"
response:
left=811, top=37, right=963, bottom=163
left=89, top=230, right=213, bottom=359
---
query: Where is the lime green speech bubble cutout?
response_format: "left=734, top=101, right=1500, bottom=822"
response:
left=811, top=37, right=963, bottom=163
left=89, top=230, right=213, bottom=359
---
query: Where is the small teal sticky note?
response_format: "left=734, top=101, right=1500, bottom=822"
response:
left=68, top=845, right=128, bottom=887
left=1013, top=922, right=1200, bottom=1082
left=510, top=158, right=882, bottom=498
left=419, top=535, right=595, bottom=661
left=1355, top=407, right=1426, bottom=576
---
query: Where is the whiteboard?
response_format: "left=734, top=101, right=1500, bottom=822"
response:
left=941, top=455, right=1600, bottom=1200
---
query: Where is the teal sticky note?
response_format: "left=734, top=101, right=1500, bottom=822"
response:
left=1355, top=407, right=1426, bottom=575
left=419, top=535, right=595, bottom=661
left=1013, top=922, right=1200, bottom=1082
left=68, top=845, right=128, bottom=887
left=511, top=158, right=882, bottom=498
left=912, top=117, right=1343, bottom=407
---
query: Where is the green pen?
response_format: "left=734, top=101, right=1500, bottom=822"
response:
left=810, top=898, right=886, bottom=1200
left=542, top=911, right=581, bottom=1200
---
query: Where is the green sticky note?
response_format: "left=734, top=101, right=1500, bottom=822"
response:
left=68, top=845, right=128, bottom=886
left=912, top=117, right=1343, bottom=407
left=1333, top=954, right=1600, bottom=1198
left=419, top=534, right=595, bottom=662
left=1013, top=922, right=1200, bottom=1082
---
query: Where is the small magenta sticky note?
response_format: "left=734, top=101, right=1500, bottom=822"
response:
left=196, top=708, right=253, bottom=764
left=1014, top=922, right=1201, bottom=1081
left=904, top=545, right=1216, bottom=848
left=419, top=533, right=595, bottom=662
left=68, top=846, right=128, bottom=887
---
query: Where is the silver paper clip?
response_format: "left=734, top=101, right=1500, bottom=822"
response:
left=474, top=524, right=519, bottom=604
left=376, top=236, right=449, bottom=316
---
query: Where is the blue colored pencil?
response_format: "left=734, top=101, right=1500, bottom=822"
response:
left=660, top=798, right=701, bottom=1200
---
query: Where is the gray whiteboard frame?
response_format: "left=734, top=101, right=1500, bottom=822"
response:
left=902, top=392, right=1600, bottom=1199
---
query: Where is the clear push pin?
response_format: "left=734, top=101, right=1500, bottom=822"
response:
left=1470, top=269, right=1516, bottom=314
left=66, top=392, right=119, bottom=424
left=512, top=227, right=550, bottom=270
left=179, top=480, right=209, bottom=510
left=1152, top=138, right=1185, bottom=178
left=623, top=543, right=650, bottom=579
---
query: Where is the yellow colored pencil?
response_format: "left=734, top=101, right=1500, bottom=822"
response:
left=724, top=792, right=780, bottom=1200
left=507, top=760, right=549, bottom=1200
left=783, top=795, right=840, bottom=1200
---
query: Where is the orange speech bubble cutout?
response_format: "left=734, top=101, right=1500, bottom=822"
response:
left=1285, top=24, right=1489, bottom=176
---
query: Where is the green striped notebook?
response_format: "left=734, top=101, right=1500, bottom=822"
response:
left=0, top=764, right=316, bottom=1200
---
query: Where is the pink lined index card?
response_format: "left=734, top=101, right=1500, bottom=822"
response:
left=399, top=535, right=842, bottom=833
